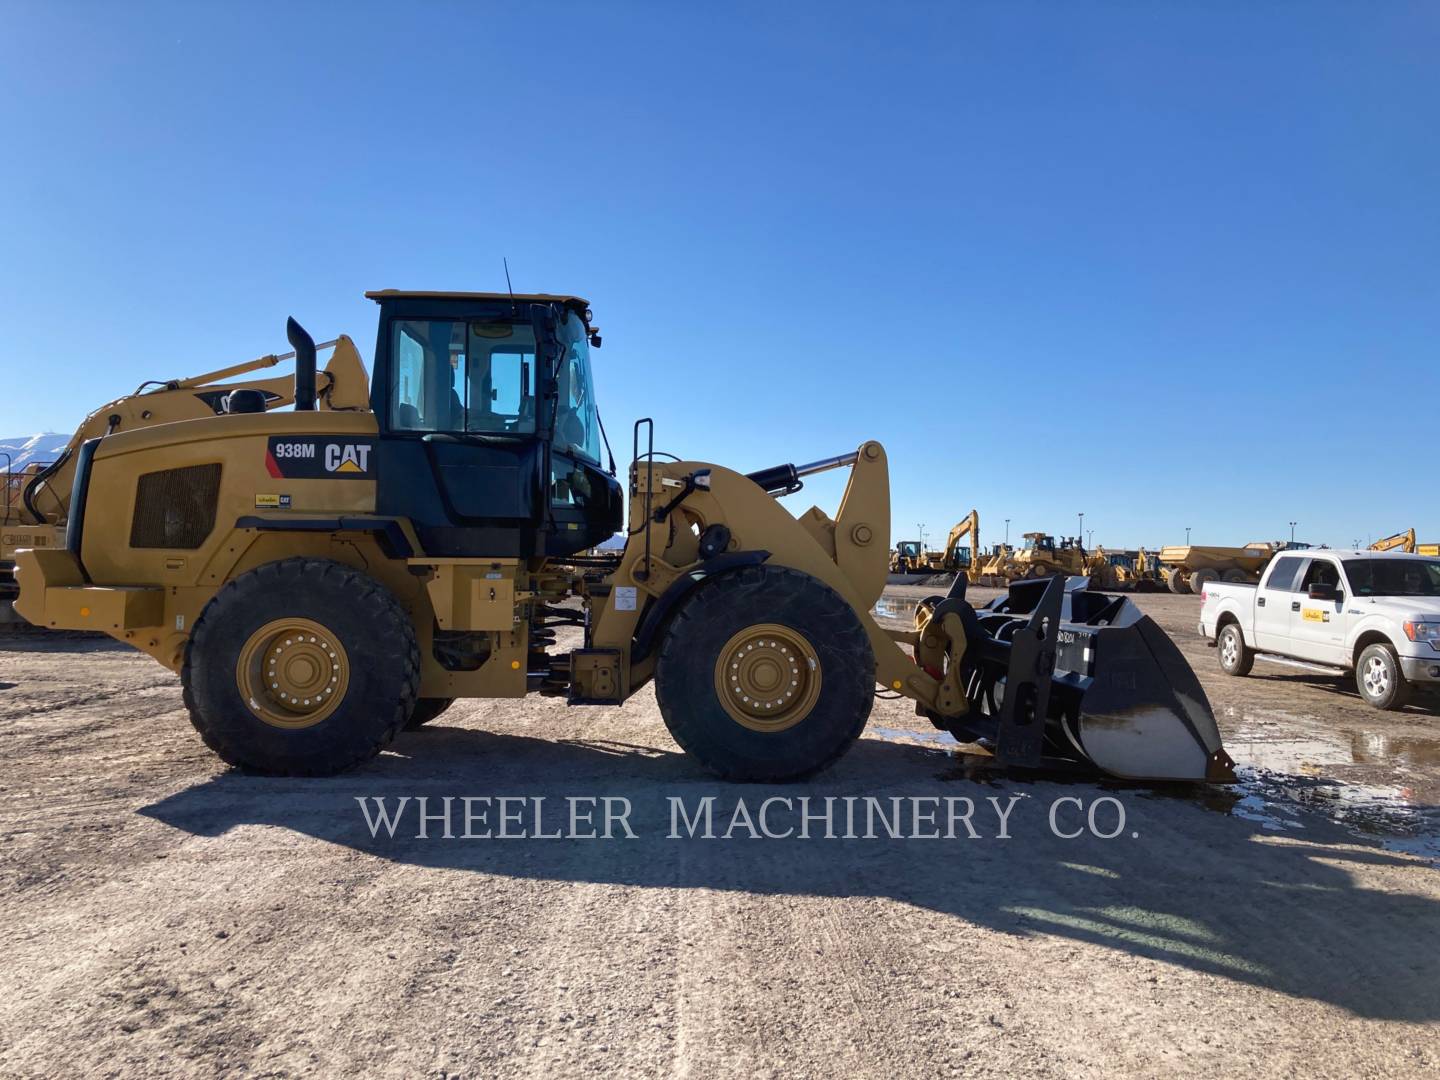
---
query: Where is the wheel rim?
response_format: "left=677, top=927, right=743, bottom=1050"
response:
left=1362, top=655, right=1390, bottom=698
left=1221, top=632, right=1238, bottom=667
left=714, top=623, right=821, bottom=733
left=236, top=617, right=349, bottom=729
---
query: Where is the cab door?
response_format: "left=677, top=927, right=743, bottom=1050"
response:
left=1253, top=554, right=1305, bottom=651
left=1288, top=557, right=1347, bottom=665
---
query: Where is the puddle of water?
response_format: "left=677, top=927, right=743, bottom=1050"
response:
left=872, top=598, right=922, bottom=623
left=867, top=718, right=1440, bottom=866
left=1219, top=704, right=1440, bottom=772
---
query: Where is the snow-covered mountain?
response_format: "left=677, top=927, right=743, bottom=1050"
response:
left=0, top=433, right=70, bottom=472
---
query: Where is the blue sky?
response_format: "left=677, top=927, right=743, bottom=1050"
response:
left=1, top=2, right=1436, bottom=549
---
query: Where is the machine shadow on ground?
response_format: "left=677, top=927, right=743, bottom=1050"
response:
left=141, top=725, right=1440, bottom=1024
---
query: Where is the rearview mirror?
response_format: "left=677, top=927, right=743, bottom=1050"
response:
left=1308, top=583, right=1337, bottom=601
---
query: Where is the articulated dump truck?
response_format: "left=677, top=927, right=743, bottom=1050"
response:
left=15, top=290, right=1234, bottom=783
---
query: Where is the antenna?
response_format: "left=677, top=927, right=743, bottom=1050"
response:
left=503, top=257, right=516, bottom=312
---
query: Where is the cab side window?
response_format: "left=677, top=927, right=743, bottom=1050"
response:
left=1265, top=556, right=1304, bottom=592
left=1299, top=560, right=1340, bottom=592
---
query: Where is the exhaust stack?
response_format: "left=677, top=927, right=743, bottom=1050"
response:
left=287, top=317, right=316, bottom=411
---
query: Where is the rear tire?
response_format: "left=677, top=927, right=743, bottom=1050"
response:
left=1217, top=623, right=1253, bottom=676
left=654, top=564, right=874, bottom=781
left=405, top=697, right=455, bottom=730
left=1167, top=569, right=1191, bottom=594
left=182, top=558, right=419, bottom=775
left=1356, top=643, right=1412, bottom=711
left=1222, top=569, right=1249, bottom=583
left=1190, top=568, right=1219, bottom=594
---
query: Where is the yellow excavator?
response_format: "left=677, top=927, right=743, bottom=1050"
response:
left=1371, top=529, right=1416, bottom=553
left=928, top=510, right=980, bottom=580
left=14, top=290, right=1233, bottom=783
left=1370, top=528, right=1439, bottom=558
left=1, top=340, right=369, bottom=618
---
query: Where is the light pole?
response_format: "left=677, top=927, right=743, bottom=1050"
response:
left=1078, top=512, right=1084, bottom=543
left=1185, top=526, right=1192, bottom=545
left=1004, top=518, right=1010, bottom=546
left=1087, top=529, right=1093, bottom=549
left=917, top=523, right=927, bottom=551
left=1289, top=521, right=1297, bottom=545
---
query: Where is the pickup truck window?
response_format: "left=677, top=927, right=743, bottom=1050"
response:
left=1265, top=555, right=1305, bottom=592
left=1299, top=560, right=1341, bottom=592
left=1342, top=558, right=1440, bottom=597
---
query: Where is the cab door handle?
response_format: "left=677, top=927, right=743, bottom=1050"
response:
left=1291, top=601, right=1301, bottom=612
left=1257, top=597, right=1266, bottom=607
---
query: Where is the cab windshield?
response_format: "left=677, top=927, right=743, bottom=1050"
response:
left=1342, top=559, right=1440, bottom=597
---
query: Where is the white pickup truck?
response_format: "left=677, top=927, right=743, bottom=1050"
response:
left=1198, top=549, right=1440, bottom=710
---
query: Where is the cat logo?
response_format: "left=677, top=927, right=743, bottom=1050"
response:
left=325, top=443, right=371, bottom=473
left=265, top=437, right=376, bottom=480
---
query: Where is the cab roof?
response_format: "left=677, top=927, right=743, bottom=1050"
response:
left=365, top=289, right=588, bottom=307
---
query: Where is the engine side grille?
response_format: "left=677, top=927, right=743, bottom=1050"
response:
left=129, top=463, right=222, bottom=549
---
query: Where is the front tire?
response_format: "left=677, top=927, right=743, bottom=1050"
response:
left=1356, top=643, right=1412, bottom=711
left=655, top=564, right=875, bottom=782
left=182, top=558, right=420, bottom=775
left=1167, top=569, right=1191, bottom=594
left=1217, top=623, right=1254, bottom=676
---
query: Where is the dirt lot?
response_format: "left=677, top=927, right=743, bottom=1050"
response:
left=1, top=588, right=1438, bottom=1078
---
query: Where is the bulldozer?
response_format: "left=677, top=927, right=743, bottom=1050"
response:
left=15, top=290, right=1233, bottom=783
left=973, top=542, right=1014, bottom=587
left=0, top=337, right=369, bottom=617
left=1006, top=532, right=1089, bottom=581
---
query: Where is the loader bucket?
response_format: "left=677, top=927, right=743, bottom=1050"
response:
left=935, top=577, right=1234, bottom=782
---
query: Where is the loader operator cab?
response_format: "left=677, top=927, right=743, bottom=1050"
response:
left=366, top=291, right=621, bottom=559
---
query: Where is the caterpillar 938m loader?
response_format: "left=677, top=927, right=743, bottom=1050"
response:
left=15, top=290, right=1233, bottom=783
left=0, top=335, right=369, bottom=615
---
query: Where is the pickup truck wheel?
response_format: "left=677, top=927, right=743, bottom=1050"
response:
left=1167, top=570, right=1191, bottom=594
left=1218, top=624, right=1253, bottom=676
left=1356, top=644, right=1413, bottom=711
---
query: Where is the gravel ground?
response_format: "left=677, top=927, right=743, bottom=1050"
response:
left=1, top=588, right=1437, bottom=1078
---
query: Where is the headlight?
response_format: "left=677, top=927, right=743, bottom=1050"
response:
left=1402, top=621, right=1440, bottom=647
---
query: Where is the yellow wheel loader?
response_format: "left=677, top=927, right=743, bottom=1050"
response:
left=889, top=539, right=926, bottom=574
left=15, top=291, right=1233, bottom=782
left=0, top=336, right=369, bottom=617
